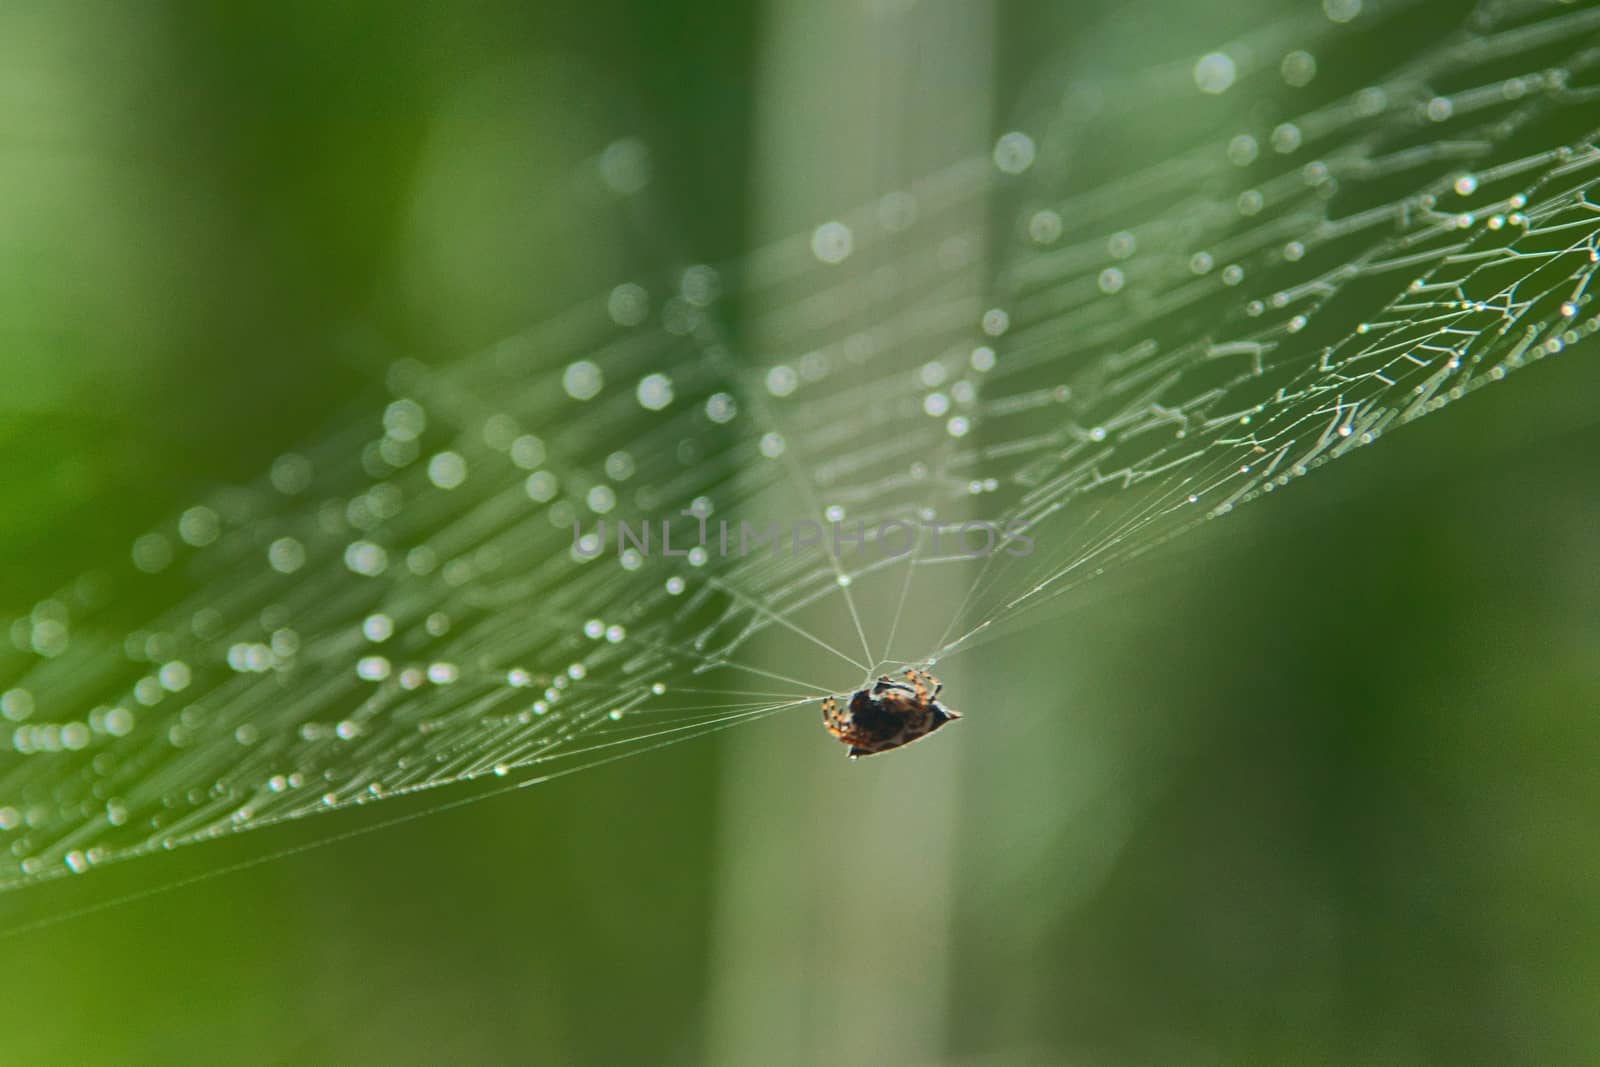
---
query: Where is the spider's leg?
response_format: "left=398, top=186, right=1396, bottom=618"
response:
left=872, top=675, right=894, bottom=693
left=821, top=695, right=849, bottom=739
left=903, top=667, right=928, bottom=705
left=909, top=667, right=942, bottom=699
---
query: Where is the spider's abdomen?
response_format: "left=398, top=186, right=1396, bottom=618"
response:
left=847, top=691, right=906, bottom=741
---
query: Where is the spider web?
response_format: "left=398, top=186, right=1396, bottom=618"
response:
left=2, top=0, right=1598, bottom=894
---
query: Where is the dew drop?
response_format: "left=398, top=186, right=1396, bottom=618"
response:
left=636, top=373, right=674, bottom=411
left=427, top=452, right=468, bottom=490
left=1193, top=52, right=1236, bottom=95
left=607, top=282, right=649, bottom=326
left=356, top=656, right=391, bottom=682
left=811, top=221, right=853, bottom=264
left=1281, top=50, right=1316, bottom=87
left=563, top=360, right=604, bottom=401
left=765, top=366, right=798, bottom=397
left=992, top=131, right=1036, bottom=174
left=705, top=393, right=738, bottom=423
left=268, top=537, right=306, bottom=575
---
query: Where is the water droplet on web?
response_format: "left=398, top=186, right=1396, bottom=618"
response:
left=2, top=690, right=34, bottom=722
left=344, top=541, right=388, bottom=577
left=1028, top=210, right=1062, bottom=244
left=705, top=393, right=738, bottom=423
left=270, top=453, right=312, bottom=494
left=132, top=534, right=173, bottom=574
left=607, top=283, right=649, bottom=327
left=264, top=537, right=304, bottom=575
left=383, top=399, right=426, bottom=442
left=427, top=452, right=468, bottom=490
left=1227, top=135, right=1258, bottom=167
left=357, top=656, right=390, bottom=682
left=510, top=435, right=546, bottom=470
left=1322, top=0, right=1360, bottom=23
left=680, top=264, right=720, bottom=307
left=766, top=366, right=798, bottom=397
left=158, top=661, right=191, bottom=692
left=563, top=361, right=604, bottom=401
left=992, top=131, right=1036, bottom=174
left=178, top=506, right=220, bottom=547
left=1193, top=52, right=1236, bottom=95
left=482, top=414, right=519, bottom=451
left=811, top=221, right=852, bottom=264
left=636, top=373, right=674, bottom=411
left=1281, top=50, right=1316, bottom=87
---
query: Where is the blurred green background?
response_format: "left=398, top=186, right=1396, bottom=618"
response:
left=3, top=1, right=1599, bottom=1064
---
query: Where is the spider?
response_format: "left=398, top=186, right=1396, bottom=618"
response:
left=821, top=668, right=961, bottom=759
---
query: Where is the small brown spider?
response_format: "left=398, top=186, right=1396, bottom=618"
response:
left=821, top=668, right=961, bottom=759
